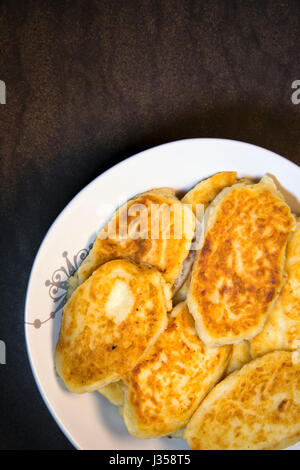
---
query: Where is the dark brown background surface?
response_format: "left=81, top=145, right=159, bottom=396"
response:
left=0, top=0, right=299, bottom=450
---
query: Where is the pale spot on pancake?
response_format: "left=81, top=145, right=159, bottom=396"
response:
left=105, top=279, right=134, bottom=324
left=55, top=259, right=170, bottom=393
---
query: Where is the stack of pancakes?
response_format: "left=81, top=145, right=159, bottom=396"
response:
left=55, top=173, right=300, bottom=450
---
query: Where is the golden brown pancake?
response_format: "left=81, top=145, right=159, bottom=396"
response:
left=122, top=302, right=231, bottom=438
left=181, top=174, right=253, bottom=374
left=182, top=171, right=237, bottom=216
left=184, top=350, right=300, bottom=450
left=225, top=340, right=251, bottom=375
left=187, top=176, right=295, bottom=347
left=68, top=188, right=195, bottom=296
left=55, top=259, right=171, bottom=393
left=250, top=220, right=300, bottom=357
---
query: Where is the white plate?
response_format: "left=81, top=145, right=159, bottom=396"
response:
left=25, top=138, right=300, bottom=450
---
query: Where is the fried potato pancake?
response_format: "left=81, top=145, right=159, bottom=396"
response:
left=68, top=188, right=195, bottom=296
left=184, top=350, right=300, bottom=450
left=251, top=220, right=300, bottom=357
left=187, top=176, right=295, bottom=347
left=55, top=259, right=171, bottom=393
left=122, top=302, right=231, bottom=438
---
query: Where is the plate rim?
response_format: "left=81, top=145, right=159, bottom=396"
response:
left=24, top=137, right=300, bottom=450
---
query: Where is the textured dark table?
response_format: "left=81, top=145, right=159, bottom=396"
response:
left=0, top=0, right=300, bottom=450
